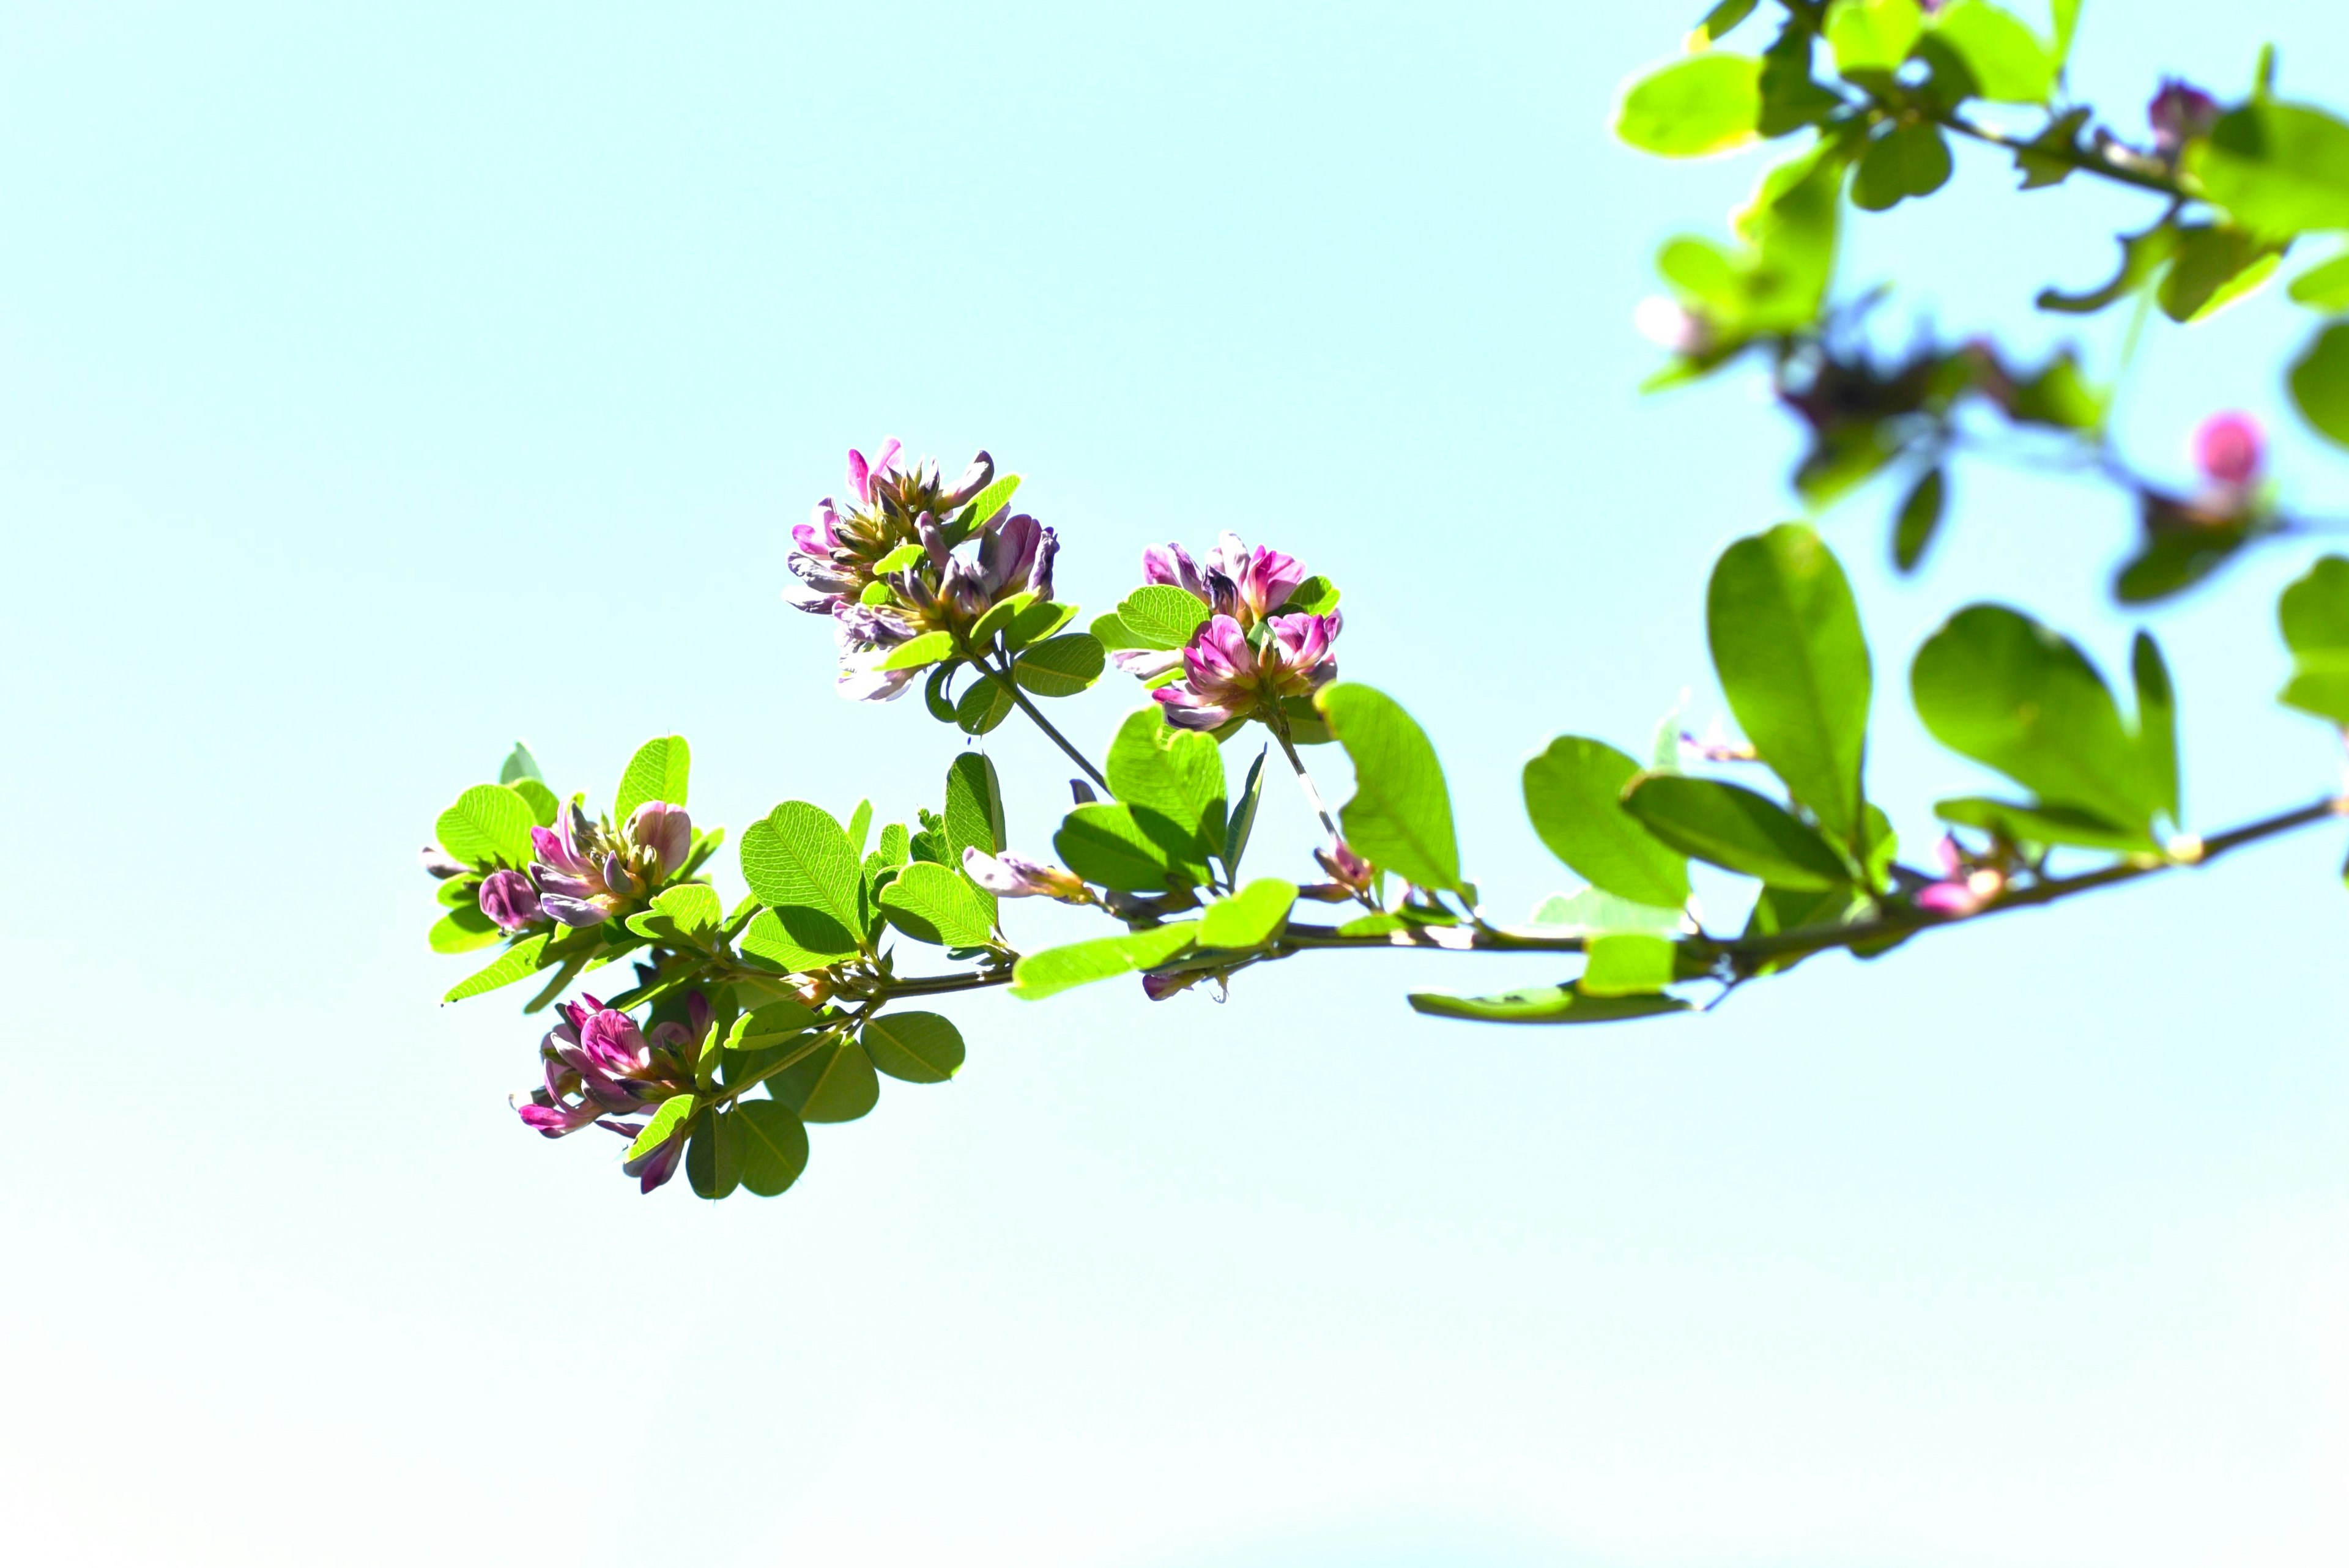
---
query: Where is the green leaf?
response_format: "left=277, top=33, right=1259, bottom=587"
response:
left=1851, top=122, right=1953, bottom=210
left=1006, top=597, right=1080, bottom=651
left=1581, top=933, right=1680, bottom=998
left=2014, top=106, right=2091, bottom=188
left=1928, top=1, right=2055, bottom=103
left=1933, top=796, right=2157, bottom=852
left=1115, top=585, right=1212, bottom=650
left=435, top=783, right=537, bottom=870
left=943, top=752, right=1006, bottom=860
left=443, top=933, right=552, bottom=1002
left=877, top=631, right=957, bottom=672
left=1757, top=25, right=1844, bottom=138
left=429, top=905, right=502, bottom=954
left=1282, top=575, right=1341, bottom=615
left=1224, top=745, right=1269, bottom=879
left=924, top=662, right=962, bottom=722
left=2290, top=322, right=2349, bottom=449
left=2288, top=251, right=2349, bottom=310
left=2277, top=555, right=2349, bottom=725
left=2049, top=0, right=2081, bottom=61
left=499, top=741, right=544, bottom=784
left=1525, top=887, right=1685, bottom=935
left=624, top=882, right=722, bottom=945
left=2038, top=223, right=2178, bottom=315
left=767, top=1038, right=881, bottom=1123
left=879, top=862, right=998, bottom=947
left=860, top=1011, right=966, bottom=1083
left=846, top=799, right=874, bottom=856
left=728, top=998, right=818, bottom=1049
left=2158, top=226, right=2284, bottom=322
left=1009, top=922, right=1201, bottom=1001
left=1621, top=774, right=1855, bottom=890
left=1055, top=803, right=1176, bottom=891
left=1408, top=982, right=1691, bottom=1026
left=1893, top=467, right=1947, bottom=572
left=1091, top=610, right=1142, bottom=651
left=956, top=673, right=1015, bottom=735
left=1705, top=523, right=1872, bottom=848
left=1521, top=736, right=1692, bottom=908
left=871, top=542, right=926, bottom=574
left=614, top=735, right=691, bottom=821
left=2192, top=102, right=2349, bottom=239
left=959, top=472, right=1022, bottom=528
left=739, top=909, right=849, bottom=973
left=1198, top=878, right=1297, bottom=950
left=1740, top=883, right=1864, bottom=974
left=1614, top=53, right=1763, bottom=158
left=1105, top=708, right=1227, bottom=872
left=2112, top=512, right=2254, bottom=605
left=2003, top=350, right=2105, bottom=429
left=1316, top=684, right=1461, bottom=892
left=1012, top=632, right=1105, bottom=697
left=626, top=1094, right=697, bottom=1163
left=728, top=1101, right=809, bottom=1197
left=1699, top=0, right=1758, bottom=42
left=2132, top=633, right=2180, bottom=827
left=1827, top=0, right=1924, bottom=75
left=511, top=778, right=559, bottom=827
left=968, top=592, right=1035, bottom=651
left=1910, top=605, right=2154, bottom=830
left=739, top=802, right=866, bottom=955
left=686, top=1109, right=738, bottom=1200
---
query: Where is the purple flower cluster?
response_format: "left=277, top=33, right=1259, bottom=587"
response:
left=519, top=799, right=694, bottom=928
left=786, top=440, right=1059, bottom=702
left=1116, top=532, right=1342, bottom=731
left=513, top=993, right=708, bottom=1193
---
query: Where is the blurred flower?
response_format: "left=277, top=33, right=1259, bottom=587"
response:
left=2149, top=78, right=2220, bottom=160
left=963, top=847, right=1087, bottom=900
left=1914, top=835, right=2006, bottom=917
left=2192, top=411, right=2263, bottom=492
left=1299, top=838, right=1375, bottom=903
left=477, top=869, right=544, bottom=931
left=1634, top=295, right=1713, bottom=357
left=1153, top=612, right=1343, bottom=731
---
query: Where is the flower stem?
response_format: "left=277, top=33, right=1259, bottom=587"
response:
left=1268, top=708, right=1343, bottom=848
left=971, top=645, right=1110, bottom=794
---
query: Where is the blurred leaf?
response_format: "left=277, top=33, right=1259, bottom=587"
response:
left=729, top=1101, right=809, bottom=1197
left=2192, top=101, right=2349, bottom=238
left=499, top=742, right=543, bottom=784
left=1090, top=611, right=1144, bottom=651
left=2049, top=0, right=2081, bottom=61
left=1521, top=736, right=1692, bottom=908
left=2038, top=224, right=2176, bottom=314
left=1826, top=0, right=1924, bottom=75
left=2132, top=632, right=2180, bottom=829
left=879, top=862, right=998, bottom=948
left=1316, top=684, right=1463, bottom=893
left=442, top=933, right=552, bottom=1002
left=1014, top=632, right=1106, bottom=697
left=1699, top=0, right=1759, bottom=40
left=2277, top=555, right=2349, bottom=724
left=1756, top=23, right=1844, bottom=136
left=1408, top=982, right=1691, bottom=1025
left=1927, top=1, right=2055, bottom=103
left=1739, top=883, right=1863, bottom=974
left=1011, top=922, right=1200, bottom=1001
left=1615, top=53, right=1762, bottom=158
left=2003, top=349, right=2105, bottom=429
left=1526, top=887, right=1685, bottom=935
left=1851, top=122, right=1953, bottom=210
left=1623, top=774, right=1855, bottom=890
left=429, top=905, right=502, bottom=954
left=1580, top=933, right=1680, bottom=997
left=1056, top=803, right=1178, bottom=892
left=614, top=734, right=690, bottom=819
left=2158, top=226, right=2284, bottom=322
left=1115, top=585, right=1212, bottom=650
left=860, top=1011, right=967, bottom=1082
left=1706, top=523, right=1871, bottom=848
left=740, top=802, right=864, bottom=953
left=1934, top=795, right=2157, bottom=852
left=2112, top=512, right=2254, bottom=604
left=767, top=1038, right=881, bottom=1123
left=1198, top=878, right=1297, bottom=950
left=1910, top=605, right=2154, bottom=830
left=435, top=783, right=536, bottom=870
left=1893, top=468, right=1947, bottom=572
left=2290, top=322, right=2349, bottom=449
left=2014, top=106, right=2090, bottom=188
left=2287, top=250, right=2349, bottom=309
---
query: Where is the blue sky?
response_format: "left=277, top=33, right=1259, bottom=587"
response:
left=4, top=2, right=2346, bottom=1563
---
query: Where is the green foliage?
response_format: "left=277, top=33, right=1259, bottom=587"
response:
left=727, top=1100, right=810, bottom=1197
left=443, top=933, right=552, bottom=1003
left=1006, top=597, right=1080, bottom=651
left=2276, top=556, right=2349, bottom=725
left=878, top=631, right=957, bottom=672
left=1112, top=585, right=1212, bottom=649
left=1056, top=803, right=1179, bottom=891
left=1579, top=933, right=1680, bottom=997
left=1852, top=123, right=1953, bottom=211
left=1927, top=1, right=2056, bottom=103
left=740, top=802, right=867, bottom=958
left=1521, top=736, right=1692, bottom=909
left=1408, top=983, right=1691, bottom=1025
left=436, top=783, right=536, bottom=870
left=1224, top=746, right=1269, bottom=881
left=861, top=1011, right=966, bottom=1082
left=1827, top=0, right=1924, bottom=77
left=686, top=1109, right=738, bottom=1199
left=1316, top=684, right=1461, bottom=893
left=2290, top=322, right=2349, bottom=449
left=1706, top=523, right=1872, bottom=849
left=625, top=883, right=723, bottom=946
left=614, top=734, right=690, bottom=819
left=1013, top=633, right=1105, bottom=697
left=1011, top=923, right=1200, bottom=1000
left=767, top=1039, right=881, bottom=1123
left=2132, top=634, right=2181, bottom=826
left=429, top=906, right=502, bottom=954
left=510, top=777, right=560, bottom=826
left=1284, top=575, right=1341, bottom=615
left=2194, top=102, right=2349, bottom=239
left=1893, top=468, right=1947, bottom=572
left=1105, top=708, right=1226, bottom=876
left=1934, top=796, right=2158, bottom=852
left=1911, top=605, right=2165, bottom=837
left=1198, top=878, right=1297, bottom=950
left=2157, top=226, right=2284, bottom=323
left=1526, top=887, right=1684, bottom=934
left=1623, top=774, right=1855, bottom=890
left=498, top=742, right=543, bottom=784
left=1615, top=53, right=1762, bottom=159
left=2288, top=250, right=2349, bottom=309
left=956, top=673, right=1016, bottom=734
left=627, top=1095, right=697, bottom=1163
left=879, top=862, right=998, bottom=948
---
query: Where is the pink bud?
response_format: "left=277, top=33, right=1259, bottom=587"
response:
left=2193, top=412, right=2263, bottom=489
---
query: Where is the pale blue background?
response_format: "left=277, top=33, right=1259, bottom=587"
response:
left=4, top=2, right=2346, bottom=1563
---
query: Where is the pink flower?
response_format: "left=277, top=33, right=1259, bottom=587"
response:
left=1913, top=835, right=2007, bottom=917
left=846, top=438, right=904, bottom=508
left=1138, top=532, right=1310, bottom=631
left=477, top=869, right=544, bottom=931
left=962, top=847, right=1087, bottom=900
left=2149, top=79, right=2221, bottom=160
left=2192, top=412, right=2263, bottom=490
left=1152, top=611, right=1343, bottom=731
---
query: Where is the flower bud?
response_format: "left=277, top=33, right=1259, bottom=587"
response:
left=2149, top=78, right=2220, bottom=160
left=2192, top=411, right=2263, bottom=490
left=626, top=801, right=693, bottom=879
left=963, top=847, right=1088, bottom=900
left=478, top=869, right=544, bottom=931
